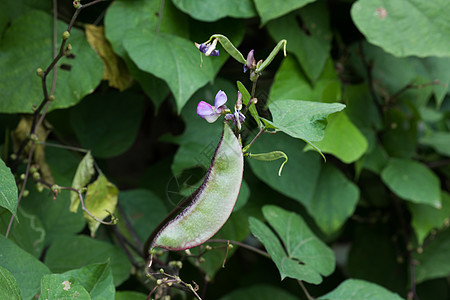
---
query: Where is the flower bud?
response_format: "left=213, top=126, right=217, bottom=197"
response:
left=246, top=50, right=256, bottom=70
left=73, top=0, right=81, bottom=9
left=36, top=68, right=45, bottom=78
left=49, top=95, right=55, bottom=102
left=235, top=91, right=243, bottom=111
left=62, top=31, right=70, bottom=40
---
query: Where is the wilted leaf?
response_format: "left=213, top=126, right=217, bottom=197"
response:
left=84, top=174, right=119, bottom=237
left=85, top=25, right=133, bottom=91
left=70, top=152, right=95, bottom=213
left=12, top=116, right=54, bottom=184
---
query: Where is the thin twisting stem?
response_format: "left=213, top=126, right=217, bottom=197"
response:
left=207, top=239, right=271, bottom=258
left=297, top=280, right=315, bottom=300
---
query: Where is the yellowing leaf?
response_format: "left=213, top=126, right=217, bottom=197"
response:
left=12, top=116, right=54, bottom=184
left=85, top=24, right=133, bottom=91
left=70, top=152, right=94, bottom=213
left=84, top=175, right=118, bottom=237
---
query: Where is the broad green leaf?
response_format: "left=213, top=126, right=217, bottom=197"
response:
left=104, top=0, right=188, bottom=107
left=420, top=132, right=450, bottom=157
left=348, top=224, right=407, bottom=293
left=267, top=2, right=331, bottom=82
left=381, top=159, right=441, bottom=208
left=415, top=228, right=450, bottom=283
left=118, top=189, right=167, bottom=243
left=0, top=207, right=45, bottom=258
left=172, top=0, right=257, bottom=21
left=0, top=235, right=51, bottom=299
left=45, top=236, right=131, bottom=286
left=0, top=265, right=21, bottom=300
left=264, top=99, right=345, bottom=142
left=344, top=84, right=383, bottom=130
left=124, top=30, right=227, bottom=112
left=104, top=0, right=189, bottom=57
left=421, top=57, right=450, bottom=107
left=351, top=0, right=450, bottom=57
left=70, top=91, right=145, bottom=158
left=249, top=205, right=335, bottom=284
left=0, top=10, right=9, bottom=39
left=248, top=132, right=358, bottom=234
left=309, top=112, right=368, bottom=163
left=0, top=10, right=103, bottom=113
left=115, top=291, right=148, bottom=300
left=39, top=275, right=91, bottom=300
left=0, top=158, right=17, bottom=218
left=20, top=146, right=85, bottom=245
left=409, top=192, right=450, bottom=245
left=218, top=284, right=298, bottom=300
left=84, top=175, right=119, bottom=237
left=319, top=279, right=404, bottom=300
left=254, top=0, right=316, bottom=25
left=306, top=164, right=359, bottom=234
left=40, top=262, right=115, bottom=300
left=269, top=56, right=341, bottom=103
left=0, top=0, right=50, bottom=20
left=70, top=152, right=95, bottom=213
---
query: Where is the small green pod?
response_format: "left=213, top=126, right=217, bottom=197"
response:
left=151, top=122, right=244, bottom=251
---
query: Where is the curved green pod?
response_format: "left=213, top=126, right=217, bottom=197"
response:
left=148, top=122, right=243, bottom=251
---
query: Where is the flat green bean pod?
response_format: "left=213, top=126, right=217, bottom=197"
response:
left=147, top=122, right=243, bottom=252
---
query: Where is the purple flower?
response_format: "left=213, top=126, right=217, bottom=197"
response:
left=195, top=39, right=219, bottom=57
left=197, top=90, right=228, bottom=123
left=243, top=49, right=256, bottom=73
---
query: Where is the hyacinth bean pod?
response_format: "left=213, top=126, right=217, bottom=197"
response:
left=148, top=122, right=243, bottom=252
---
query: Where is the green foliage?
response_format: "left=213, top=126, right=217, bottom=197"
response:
left=0, top=158, right=18, bottom=218
left=249, top=205, right=335, bottom=284
left=0, top=0, right=449, bottom=299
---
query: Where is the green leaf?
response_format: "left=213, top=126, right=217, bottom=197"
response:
left=70, top=91, right=145, bottom=158
left=218, top=284, right=298, bottom=300
left=422, top=57, right=450, bottom=107
left=254, top=0, right=316, bottom=25
left=40, top=262, right=115, bottom=300
left=104, top=0, right=189, bottom=58
left=415, top=228, right=450, bottom=283
left=172, top=0, right=257, bottom=21
left=84, top=175, right=119, bottom=237
left=351, top=0, right=450, bottom=57
left=264, top=99, right=345, bottom=142
left=248, top=132, right=358, bottom=234
left=248, top=151, right=288, bottom=176
left=0, top=265, right=21, bottom=300
left=0, top=0, right=51, bottom=20
left=115, top=291, right=148, bottom=300
left=124, top=30, right=225, bottom=113
left=381, top=158, right=441, bottom=208
left=420, top=131, right=450, bottom=157
left=269, top=56, right=341, bottom=103
left=409, top=192, right=450, bottom=245
left=309, top=112, right=368, bottom=163
left=0, top=10, right=103, bottom=113
left=267, top=2, right=331, bottom=82
left=44, top=236, right=131, bottom=286
left=344, top=84, right=383, bottom=130
left=0, top=207, right=45, bottom=258
left=319, top=279, right=404, bottom=300
left=0, top=158, right=18, bottom=218
left=118, top=189, right=167, bottom=243
left=70, top=152, right=95, bottom=213
left=249, top=205, right=335, bottom=284
left=39, top=275, right=91, bottom=300
left=0, top=235, right=51, bottom=299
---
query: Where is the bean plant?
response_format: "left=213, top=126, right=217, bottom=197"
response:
left=0, top=0, right=449, bottom=300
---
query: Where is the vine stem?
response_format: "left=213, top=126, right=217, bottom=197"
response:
left=297, top=280, right=315, bottom=300
left=207, top=239, right=271, bottom=259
